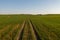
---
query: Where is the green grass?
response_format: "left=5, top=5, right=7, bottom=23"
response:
left=0, top=14, right=60, bottom=40
left=30, top=15, right=60, bottom=40
left=0, top=15, right=25, bottom=40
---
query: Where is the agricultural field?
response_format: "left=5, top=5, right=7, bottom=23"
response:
left=0, top=14, right=60, bottom=40
left=30, top=15, right=60, bottom=40
left=0, top=15, right=25, bottom=40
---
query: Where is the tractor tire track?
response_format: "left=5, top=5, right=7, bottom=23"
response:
left=17, top=21, right=25, bottom=40
left=18, top=20, right=41, bottom=40
left=29, top=19, right=41, bottom=40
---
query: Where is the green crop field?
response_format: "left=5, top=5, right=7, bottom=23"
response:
left=0, top=14, right=60, bottom=40
left=0, top=15, right=25, bottom=40
left=30, top=15, right=60, bottom=40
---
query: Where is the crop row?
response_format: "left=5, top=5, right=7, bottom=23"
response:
left=0, top=15, right=25, bottom=40
left=30, top=15, right=60, bottom=40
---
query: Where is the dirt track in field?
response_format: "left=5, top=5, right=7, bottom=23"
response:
left=18, top=20, right=41, bottom=40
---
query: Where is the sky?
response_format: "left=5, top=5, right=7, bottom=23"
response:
left=0, top=0, right=60, bottom=14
